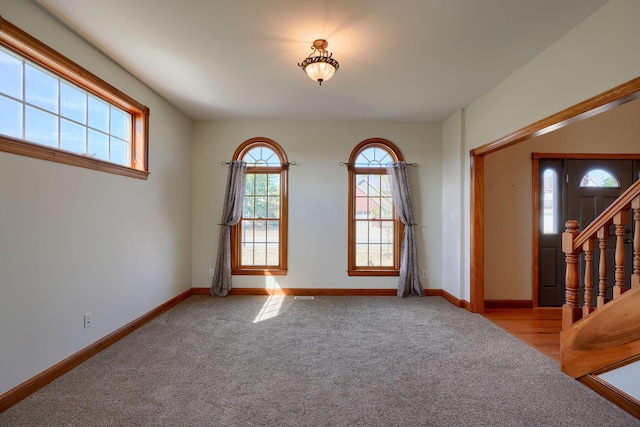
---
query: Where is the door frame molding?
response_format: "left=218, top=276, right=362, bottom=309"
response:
left=469, top=76, right=640, bottom=313
left=531, top=153, right=640, bottom=307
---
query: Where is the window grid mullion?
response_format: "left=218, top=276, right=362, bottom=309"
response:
left=21, top=58, right=26, bottom=140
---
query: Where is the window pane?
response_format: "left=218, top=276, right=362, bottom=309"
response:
left=368, top=245, right=381, bottom=266
left=380, top=198, right=394, bottom=219
left=368, top=197, right=381, bottom=219
left=380, top=175, right=392, bottom=195
left=542, top=168, right=558, bottom=234
left=381, top=244, right=394, bottom=266
left=355, top=147, right=392, bottom=168
left=88, top=95, right=109, bottom=132
left=243, top=146, right=279, bottom=166
left=380, top=221, right=394, bottom=243
left=368, top=221, right=382, bottom=243
left=254, top=196, right=267, bottom=218
left=25, top=64, right=58, bottom=113
left=88, top=129, right=109, bottom=161
left=60, top=118, right=86, bottom=154
left=367, top=175, right=381, bottom=197
left=267, top=174, right=280, bottom=195
left=355, top=244, right=369, bottom=266
left=25, top=106, right=57, bottom=147
left=253, top=220, right=267, bottom=243
left=245, top=174, right=255, bottom=195
left=243, top=196, right=255, bottom=217
left=110, top=106, right=130, bottom=140
left=254, top=243, right=266, bottom=265
left=60, top=82, right=86, bottom=124
left=240, top=220, right=255, bottom=266
left=0, top=96, right=22, bottom=138
left=0, top=48, right=23, bottom=99
left=355, top=221, right=368, bottom=243
left=255, top=174, right=267, bottom=194
left=579, top=169, right=620, bottom=188
left=266, top=243, right=279, bottom=265
left=267, top=197, right=280, bottom=219
left=267, top=220, right=279, bottom=242
left=241, top=220, right=254, bottom=244
left=241, top=242, right=254, bottom=266
left=110, top=137, right=130, bottom=166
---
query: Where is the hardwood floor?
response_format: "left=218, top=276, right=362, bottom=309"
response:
left=483, top=307, right=562, bottom=363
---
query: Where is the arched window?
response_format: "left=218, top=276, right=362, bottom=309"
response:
left=231, top=138, right=288, bottom=275
left=348, top=138, right=403, bottom=276
left=579, top=169, right=620, bottom=188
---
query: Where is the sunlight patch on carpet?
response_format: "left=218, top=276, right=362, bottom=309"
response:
left=253, top=295, right=285, bottom=323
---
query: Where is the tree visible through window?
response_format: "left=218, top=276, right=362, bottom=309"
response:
left=348, top=139, right=403, bottom=276
left=231, top=138, right=288, bottom=275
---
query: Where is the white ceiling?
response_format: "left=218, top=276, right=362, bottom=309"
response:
left=36, top=0, right=608, bottom=122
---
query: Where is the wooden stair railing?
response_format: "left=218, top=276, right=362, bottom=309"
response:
left=561, top=178, right=640, bottom=378
left=562, top=179, right=640, bottom=330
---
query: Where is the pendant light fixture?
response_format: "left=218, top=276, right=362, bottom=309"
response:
left=298, top=39, right=339, bottom=86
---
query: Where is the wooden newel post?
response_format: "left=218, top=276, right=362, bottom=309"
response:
left=562, top=220, right=582, bottom=330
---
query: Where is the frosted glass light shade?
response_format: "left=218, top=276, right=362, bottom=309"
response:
left=304, top=61, right=336, bottom=83
left=298, top=39, right=339, bottom=85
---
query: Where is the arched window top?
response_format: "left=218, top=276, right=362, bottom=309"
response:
left=355, top=147, right=392, bottom=168
left=349, top=138, right=403, bottom=170
left=242, top=146, right=280, bottom=167
left=579, top=169, right=620, bottom=188
left=232, top=137, right=288, bottom=168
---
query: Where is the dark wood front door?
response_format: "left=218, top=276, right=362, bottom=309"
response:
left=537, top=158, right=636, bottom=307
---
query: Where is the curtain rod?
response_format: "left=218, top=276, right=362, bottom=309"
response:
left=338, top=161, right=417, bottom=167
left=220, top=161, right=297, bottom=166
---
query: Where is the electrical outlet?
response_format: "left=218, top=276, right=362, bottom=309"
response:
left=209, top=269, right=215, bottom=278
left=83, top=312, right=92, bottom=328
left=422, top=271, right=428, bottom=279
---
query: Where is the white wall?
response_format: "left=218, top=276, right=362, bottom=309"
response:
left=446, top=0, right=640, bottom=302
left=192, top=121, right=441, bottom=292
left=441, top=110, right=464, bottom=299
left=0, top=1, right=193, bottom=395
left=484, top=99, right=640, bottom=300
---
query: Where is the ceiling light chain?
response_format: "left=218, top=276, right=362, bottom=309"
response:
left=298, top=39, right=339, bottom=86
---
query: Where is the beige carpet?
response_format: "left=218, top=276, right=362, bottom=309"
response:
left=1, top=295, right=638, bottom=426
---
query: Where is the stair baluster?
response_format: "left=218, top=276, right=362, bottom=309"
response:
left=613, top=211, right=627, bottom=298
left=597, top=226, right=609, bottom=308
left=633, top=196, right=640, bottom=289
left=582, top=239, right=594, bottom=317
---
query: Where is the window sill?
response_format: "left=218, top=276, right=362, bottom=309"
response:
left=232, top=268, right=288, bottom=276
left=347, top=269, right=400, bottom=277
left=0, top=136, right=149, bottom=180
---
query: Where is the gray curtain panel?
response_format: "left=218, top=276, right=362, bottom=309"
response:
left=387, top=161, right=424, bottom=297
left=211, top=161, right=247, bottom=297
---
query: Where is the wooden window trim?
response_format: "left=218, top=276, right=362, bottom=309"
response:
left=231, top=137, right=288, bottom=275
left=0, top=16, right=149, bottom=180
left=347, top=138, right=403, bottom=276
